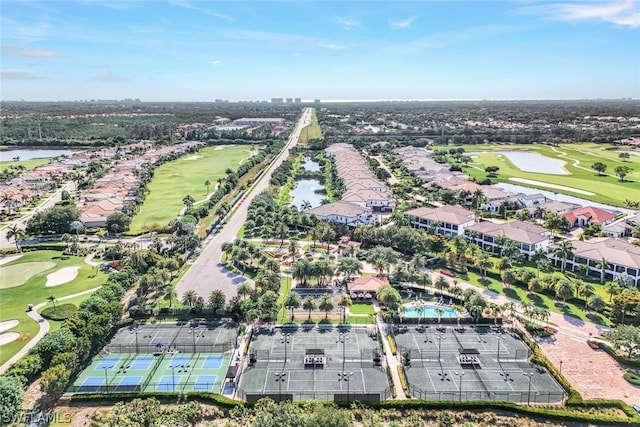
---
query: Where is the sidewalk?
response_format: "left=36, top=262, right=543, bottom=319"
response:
left=373, top=301, right=407, bottom=400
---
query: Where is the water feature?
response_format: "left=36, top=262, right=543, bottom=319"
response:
left=301, top=158, right=320, bottom=172
left=1, top=148, right=81, bottom=161
left=402, top=305, right=457, bottom=318
left=290, top=178, right=325, bottom=210
left=497, top=151, right=568, bottom=175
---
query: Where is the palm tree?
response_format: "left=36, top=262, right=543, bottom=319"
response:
left=302, top=296, right=316, bottom=320
left=237, top=282, right=253, bottom=301
left=47, top=295, right=57, bottom=309
left=208, top=289, right=226, bottom=313
left=576, top=280, right=595, bottom=310
left=182, top=290, right=199, bottom=309
left=337, top=293, right=352, bottom=323
left=434, top=306, right=445, bottom=324
left=605, top=281, right=621, bottom=302
left=6, top=224, right=25, bottom=251
left=300, top=200, right=312, bottom=211
left=527, top=277, right=545, bottom=295
left=474, top=253, right=492, bottom=278
left=163, top=286, right=177, bottom=308
left=182, top=195, right=195, bottom=212
left=588, top=294, right=606, bottom=313
left=288, top=239, right=300, bottom=263
left=337, top=257, right=362, bottom=282
left=501, top=269, right=518, bottom=288
left=552, top=240, right=574, bottom=272
left=530, top=248, right=548, bottom=278
left=415, top=304, right=425, bottom=325
left=596, top=258, right=610, bottom=284
left=283, top=291, right=302, bottom=321
left=204, top=179, right=211, bottom=194
left=415, top=272, right=432, bottom=294
left=318, top=293, right=334, bottom=319
left=555, top=279, right=575, bottom=304
left=434, top=275, right=450, bottom=297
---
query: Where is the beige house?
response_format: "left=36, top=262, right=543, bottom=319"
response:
left=405, top=205, right=476, bottom=237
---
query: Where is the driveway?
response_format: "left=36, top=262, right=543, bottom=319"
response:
left=176, top=108, right=313, bottom=302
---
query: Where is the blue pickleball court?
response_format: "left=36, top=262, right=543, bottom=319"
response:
left=96, top=356, right=121, bottom=370
left=202, top=355, right=223, bottom=369
left=79, top=376, right=105, bottom=392
left=193, top=375, right=217, bottom=391
left=130, top=355, right=154, bottom=370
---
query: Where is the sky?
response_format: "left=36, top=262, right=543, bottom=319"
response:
left=1, top=0, right=639, bottom=101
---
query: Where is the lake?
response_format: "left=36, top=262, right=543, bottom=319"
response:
left=498, top=151, right=568, bottom=175
left=1, top=148, right=82, bottom=161
left=290, top=178, right=325, bottom=210
left=301, top=158, right=320, bottom=172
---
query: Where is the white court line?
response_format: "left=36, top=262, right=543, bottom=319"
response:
left=426, top=368, right=438, bottom=392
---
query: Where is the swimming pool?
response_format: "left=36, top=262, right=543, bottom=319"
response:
left=402, top=305, right=457, bottom=318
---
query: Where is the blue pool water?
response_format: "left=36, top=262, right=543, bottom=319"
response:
left=402, top=305, right=457, bottom=318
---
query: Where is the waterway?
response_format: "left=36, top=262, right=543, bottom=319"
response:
left=289, top=178, right=325, bottom=210
left=497, top=151, right=568, bottom=175
left=1, top=148, right=82, bottom=161
left=301, top=158, right=321, bottom=172
left=493, top=183, right=636, bottom=215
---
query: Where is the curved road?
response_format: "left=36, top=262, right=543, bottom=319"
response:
left=176, top=108, right=313, bottom=301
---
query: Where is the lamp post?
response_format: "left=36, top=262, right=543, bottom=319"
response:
left=339, top=333, right=349, bottom=368
left=435, top=333, right=446, bottom=361
left=275, top=372, right=287, bottom=401
left=524, top=372, right=534, bottom=405
left=190, top=326, right=197, bottom=352
left=170, top=365, right=177, bottom=392
left=339, top=371, right=354, bottom=403
left=135, top=328, right=140, bottom=354
left=103, top=365, right=113, bottom=393
left=559, top=360, right=563, bottom=376
left=281, top=333, right=291, bottom=363
left=496, top=335, right=506, bottom=361
left=454, top=371, right=465, bottom=402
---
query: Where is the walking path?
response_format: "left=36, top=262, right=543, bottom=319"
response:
left=375, top=304, right=407, bottom=399
left=0, top=286, right=101, bottom=374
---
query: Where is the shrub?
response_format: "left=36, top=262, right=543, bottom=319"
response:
left=387, top=332, right=397, bottom=355
left=396, top=365, right=411, bottom=398
left=623, top=371, right=640, bottom=386
left=41, top=303, right=78, bottom=321
left=386, top=366, right=397, bottom=398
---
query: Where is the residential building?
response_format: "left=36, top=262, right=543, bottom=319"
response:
left=306, top=201, right=372, bottom=227
left=560, top=206, right=617, bottom=228
left=464, top=220, right=552, bottom=258
left=405, top=205, right=476, bottom=237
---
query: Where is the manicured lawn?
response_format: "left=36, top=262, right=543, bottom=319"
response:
left=349, top=303, right=376, bottom=315
left=129, top=145, right=252, bottom=234
left=0, top=251, right=106, bottom=366
left=297, top=110, right=322, bottom=146
left=41, top=291, right=98, bottom=333
left=0, top=157, right=49, bottom=172
left=1, top=261, right=56, bottom=289
left=460, top=143, right=639, bottom=207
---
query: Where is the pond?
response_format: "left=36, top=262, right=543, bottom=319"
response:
left=301, top=158, right=320, bottom=172
left=290, top=178, right=325, bottom=210
left=493, top=183, right=635, bottom=215
left=1, top=148, right=82, bottom=161
left=497, top=151, right=568, bottom=175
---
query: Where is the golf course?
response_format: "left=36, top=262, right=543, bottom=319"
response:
left=461, top=143, right=640, bottom=207
left=0, top=251, right=106, bottom=366
left=129, top=145, right=253, bottom=234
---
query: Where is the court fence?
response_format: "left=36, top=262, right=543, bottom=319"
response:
left=236, top=388, right=392, bottom=402
left=397, top=347, right=531, bottom=363
left=250, top=349, right=384, bottom=369
left=106, top=341, right=235, bottom=354
left=68, top=378, right=224, bottom=394
left=407, top=383, right=565, bottom=404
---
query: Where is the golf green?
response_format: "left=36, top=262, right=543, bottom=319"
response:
left=0, top=261, right=56, bottom=289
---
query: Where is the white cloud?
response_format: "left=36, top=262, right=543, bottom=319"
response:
left=389, top=17, right=415, bottom=29
left=336, top=17, right=361, bottom=31
left=91, top=73, right=131, bottom=82
left=522, top=0, right=640, bottom=28
left=210, top=60, right=222, bottom=65
left=317, top=42, right=347, bottom=50
left=169, top=0, right=235, bottom=22
left=2, top=46, right=63, bottom=58
left=1, top=70, right=37, bottom=80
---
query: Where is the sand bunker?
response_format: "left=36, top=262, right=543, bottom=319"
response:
left=45, top=266, right=80, bottom=287
left=0, top=254, right=23, bottom=266
left=0, top=332, right=20, bottom=346
left=508, top=178, right=595, bottom=195
left=0, top=320, right=19, bottom=333
left=184, top=155, right=202, bottom=161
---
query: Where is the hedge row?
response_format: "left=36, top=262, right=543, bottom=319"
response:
left=386, top=331, right=397, bottom=355
left=623, top=372, right=640, bottom=386
left=69, top=391, right=240, bottom=408
left=385, top=366, right=397, bottom=398
left=598, top=342, right=640, bottom=369
left=397, top=365, right=411, bottom=398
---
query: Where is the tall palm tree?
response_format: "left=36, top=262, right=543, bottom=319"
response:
left=434, top=275, right=450, bottom=297
left=530, top=248, right=548, bottom=278
left=302, top=296, right=316, bottom=320
left=6, top=224, right=25, bottom=251
left=163, top=286, right=177, bottom=308
left=204, top=179, right=211, bottom=194
left=182, top=195, right=195, bottom=212
left=555, top=279, right=575, bottom=304
left=237, top=282, right=253, bottom=301
left=300, top=200, right=312, bottom=211
left=283, top=291, right=302, bottom=321
left=596, top=258, right=610, bottom=284
left=474, top=253, right=492, bottom=278
left=576, top=280, right=595, bottom=310
left=288, top=239, right=300, bottom=263
left=337, top=293, right=352, bottom=323
left=552, top=239, right=574, bottom=272
left=318, top=293, right=334, bottom=319
left=47, top=295, right=57, bottom=309
left=182, top=290, right=199, bottom=309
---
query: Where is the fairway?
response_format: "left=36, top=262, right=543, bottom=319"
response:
left=462, top=143, right=640, bottom=207
left=129, top=145, right=252, bottom=233
left=0, top=251, right=106, bottom=366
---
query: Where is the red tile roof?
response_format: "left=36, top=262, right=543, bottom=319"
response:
left=561, top=206, right=616, bottom=224
left=347, top=276, right=389, bottom=293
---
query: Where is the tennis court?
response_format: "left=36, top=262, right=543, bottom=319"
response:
left=393, top=325, right=565, bottom=404
left=107, top=320, right=239, bottom=354
left=69, top=322, right=238, bottom=395
left=238, top=325, right=391, bottom=401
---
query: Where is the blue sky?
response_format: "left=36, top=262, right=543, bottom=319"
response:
left=2, top=1, right=639, bottom=101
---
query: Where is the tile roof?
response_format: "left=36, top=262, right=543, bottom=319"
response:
left=405, top=205, right=475, bottom=225
left=466, top=220, right=549, bottom=244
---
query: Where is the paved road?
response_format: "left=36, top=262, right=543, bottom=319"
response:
left=176, top=108, right=313, bottom=301
left=0, top=181, right=76, bottom=249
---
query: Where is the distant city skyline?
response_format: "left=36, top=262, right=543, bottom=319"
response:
left=2, top=0, right=639, bottom=102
